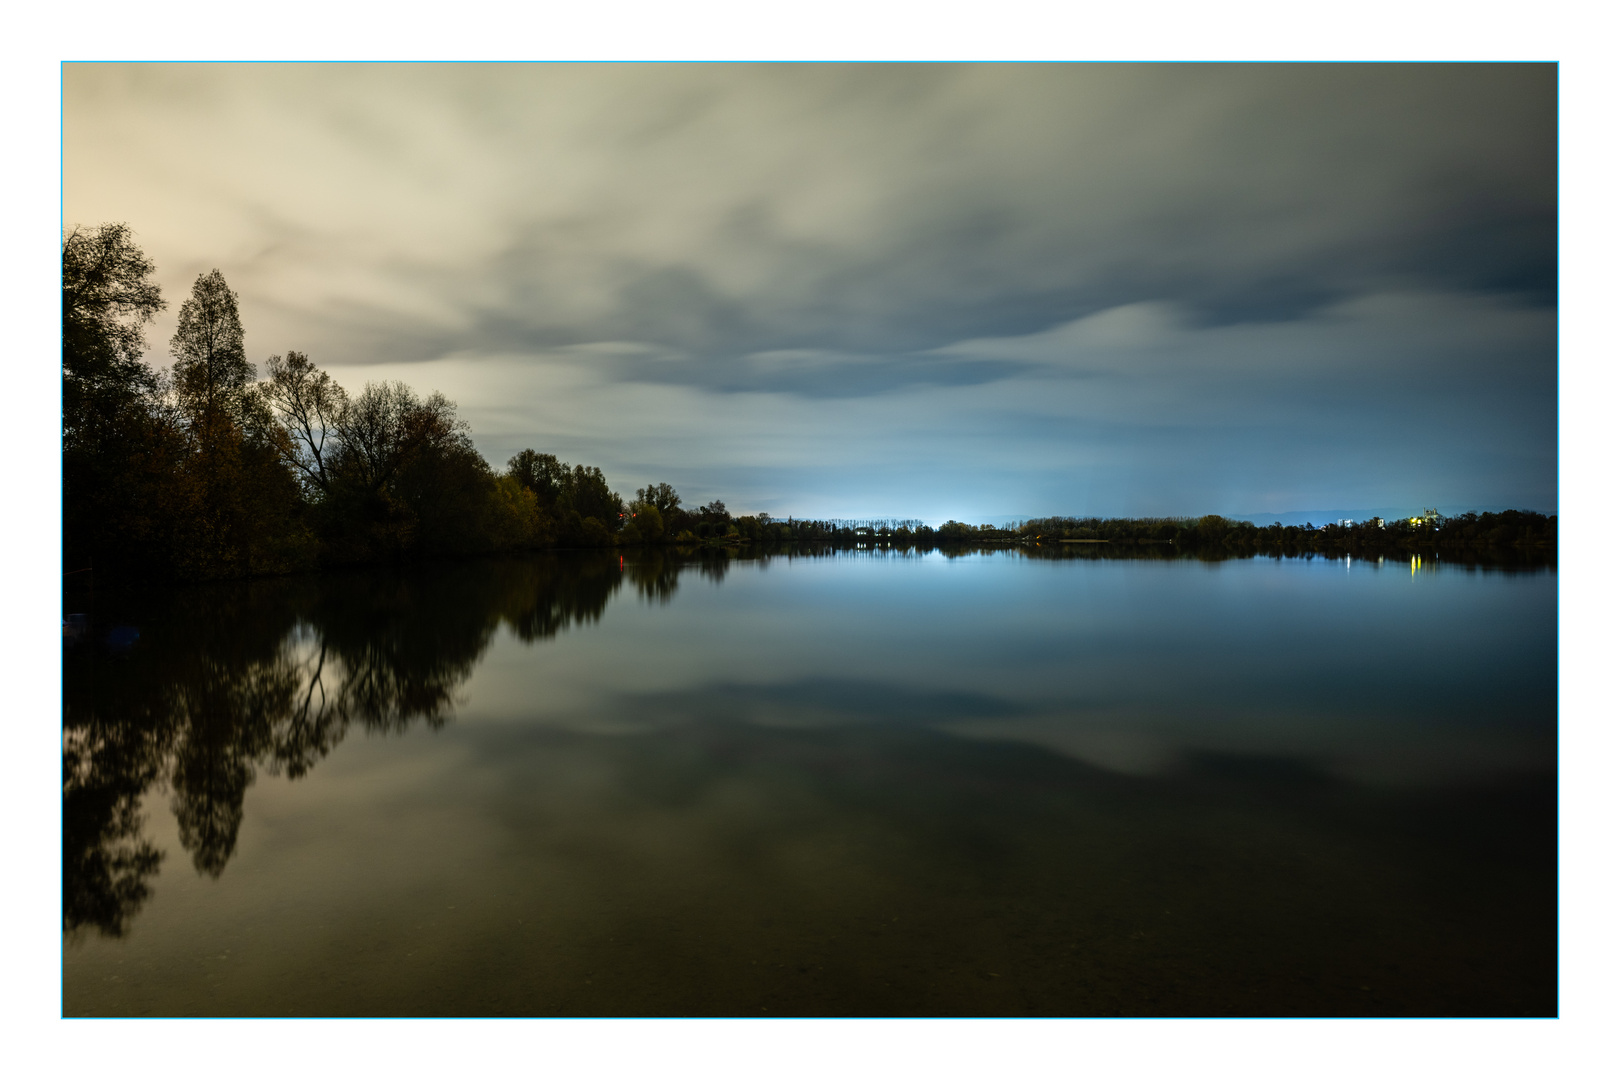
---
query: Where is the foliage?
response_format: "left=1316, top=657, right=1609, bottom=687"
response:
left=261, top=350, right=345, bottom=494
left=170, top=269, right=252, bottom=422
left=62, top=224, right=174, bottom=576
left=637, top=482, right=681, bottom=516
left=62, top=223, right=165, bottom=453
left=625, top=502, right=664, bottom=544
left=507, top=449, right=569, bottom=509
left=562, top=465, right=624, bottom=527
left=162, top=271, right=313, bottom=579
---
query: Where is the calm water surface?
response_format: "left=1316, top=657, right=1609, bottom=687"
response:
left=63, top=547, right=1556, bottom=1015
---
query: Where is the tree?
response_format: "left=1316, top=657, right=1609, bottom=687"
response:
left=576, top=516, right=614, bottom=547
left=313, top=381, right=485, bottom=561
left=560, top=464, right=623, bottom=526
left=262, top=350, right=347, bottom=495
left=507, top=449, right=569, bottom=509
left=171, top=269, right=252, bottom=420
left=62, top=223, right=165, bottom=451
left=331, top=381, right=464, bottom=496
left=629, top=502, right=664, bottom=543
left=636, top=482, right=682, bottom=516
left=162, top=271, right=313, bottom=579
left=487, top=475, right=542, bottom=550
left=62, top=225, right=185, bottom=576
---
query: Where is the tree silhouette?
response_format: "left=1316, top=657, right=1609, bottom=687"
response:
left=262, top=350, right=346, bottom=495
left=62, top=224, right=177, bottom=576
left=637, top=482, right=681, bottom=516
left=171, top=269, right=252, bottom=421
left=62, top=223, right=165, bottom=451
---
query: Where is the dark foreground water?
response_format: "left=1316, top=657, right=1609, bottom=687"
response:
left=62, top=546, right=1556, bottom=1016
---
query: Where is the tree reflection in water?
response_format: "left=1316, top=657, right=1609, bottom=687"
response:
left=62, top=551, right=653, bottom=938
left=70, top=541, right=1440, bottom=939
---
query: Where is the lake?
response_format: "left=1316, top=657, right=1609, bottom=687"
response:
left=62, top=545, right=1557, bottom=1016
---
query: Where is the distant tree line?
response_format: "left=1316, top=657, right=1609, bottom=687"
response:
left=64, top=225, right=1555, bottom=582
left=1004, top=512, right=1556, bottom=556
left=675, top=513, right=1555, bottom=557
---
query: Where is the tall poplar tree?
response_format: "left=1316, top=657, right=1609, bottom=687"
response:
left=170, top=269, right=251, bottom=420
left=166, top=269, right=312, bottom=578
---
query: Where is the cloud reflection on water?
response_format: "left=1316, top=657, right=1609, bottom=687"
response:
left=64, top=546, right=1554, bottom=942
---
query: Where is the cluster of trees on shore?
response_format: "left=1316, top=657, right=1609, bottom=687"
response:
left=64, top=225, right=760, bottom=580
left=66, top=224, right=1555, bottom=582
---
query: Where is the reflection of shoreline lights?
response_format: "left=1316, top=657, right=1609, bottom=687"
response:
left=1407, top=554, right=1443, bottom=576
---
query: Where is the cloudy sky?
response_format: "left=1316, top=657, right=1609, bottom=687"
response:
left=62, top=63, right=1556, bottom=522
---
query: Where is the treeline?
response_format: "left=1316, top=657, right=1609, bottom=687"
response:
left=924, top=512, right=1556, bottom=556
left=731, top=512, right=1556, bottom=556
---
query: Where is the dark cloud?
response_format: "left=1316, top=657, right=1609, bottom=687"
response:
left=609, top=350, right=1035, bottom=398
left=71, top=64, right=1552, bottom=361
